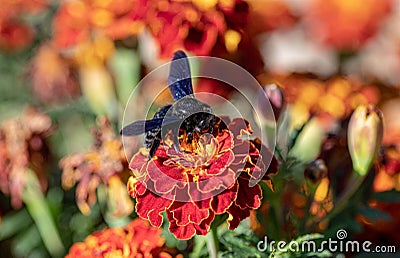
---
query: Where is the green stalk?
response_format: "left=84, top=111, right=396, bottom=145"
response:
left=319, top=172, right=365, bottom=224
left=207, top=227, right=219, bottom=258
left=22, top=169, right=65, bottom=257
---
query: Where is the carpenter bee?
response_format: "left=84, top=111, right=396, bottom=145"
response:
left=121, top=51, right=217, bottom=158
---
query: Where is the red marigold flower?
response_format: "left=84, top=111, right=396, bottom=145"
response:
left=60, top=118, right=133, bottom=216
left=0, top=107, right=52, bottom=209
left=145, top=0, right=253, bottom=58
left=127, top=117, right=278, bottom=240
left=0, top=20, right=34, bottom=51
left=0, top=0, right=48, bottom=51
left=304, top=0, right=394, bottom=50
left=66, top=218, right=178, bottom=258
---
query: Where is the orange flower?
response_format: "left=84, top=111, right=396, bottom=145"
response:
left=304, top=0, right=394, bottom=50
left=270, top=75, right=380, bottom=127
left=128, top=117, right=278, bottom=239
left=0, top=107, right=52, bottom=208
left=52, top=0, right=146, bottom=49
left=373, top=98, right=400, bottom=192
left=66, top=218, right=177, bottom=258
left=247, top=0, right=296, bottom=35
left=60, top=118, right=133, bottom=215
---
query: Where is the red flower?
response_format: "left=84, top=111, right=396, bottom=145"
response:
left=127, top=117, right=278, bottom=240
left=66, top=218, right=176, bottom=258
left=144, top=0, right=253, bottom=58
left=0, top=20, right=34, bottom=51
left=0, top=0, right=48, bottom=51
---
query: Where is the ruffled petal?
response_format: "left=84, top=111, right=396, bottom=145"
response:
left=227, top=204, right=251, bottom=230
left=135, top=189, right=173, bottom=227
left=211, top=182, right=238, bottom=214
left=168, top=200, right=211, bottom=226
left=235, top=177, right=262, bottom=210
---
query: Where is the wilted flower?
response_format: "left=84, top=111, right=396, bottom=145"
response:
left=29, top=43, right=80, bottom=104
left=128, top=117, right=278, bottom=240
left=0, top=107, right=52, bottom=208
left=66, top=218, right=177, bottom=258
left=60, top=118, right=133, bottom=215
left=309, top=177, right=333, bottom=227
left=348, top=105, right=383, bottom=176
left=304, top=0, right=393, bottom=50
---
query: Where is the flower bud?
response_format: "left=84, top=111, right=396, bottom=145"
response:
left=255, top=84, right=285, bottom=125
left=305, top=159, right=328, bottom=184
left=348, top=105, right=383, bottom=176
left=265, top=84, right=285, bottom=121
left=79, top=65, right=118, bottom=120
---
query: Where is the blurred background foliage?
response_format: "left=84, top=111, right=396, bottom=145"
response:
left=0, top=0, right=400, bottom=257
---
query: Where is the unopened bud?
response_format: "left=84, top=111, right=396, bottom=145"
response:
left=265, top=84, right=285, bottom=121
left=305, top=159, right=328, bottom=184
left=256, top=84, right=285, bottom=125
left=80, top=65, right=118, bottom=120
left=348, top=105, right=383, bottom=176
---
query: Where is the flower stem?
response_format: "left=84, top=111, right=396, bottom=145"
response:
left=319, top=172, right=364, bottom=224
left=22, top=169, right=65, bottom=257
left=207, top=227, right=219, bottom=258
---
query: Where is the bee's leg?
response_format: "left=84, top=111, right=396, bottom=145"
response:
left=148, top=138, right=160, bottom=159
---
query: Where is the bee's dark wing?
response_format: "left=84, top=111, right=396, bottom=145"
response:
left=120, top=117, right=180, bottom=136
left=168, top=50, right=194, bottom=101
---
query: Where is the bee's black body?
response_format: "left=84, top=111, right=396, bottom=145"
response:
left=122, top=51, right=217, bottom=158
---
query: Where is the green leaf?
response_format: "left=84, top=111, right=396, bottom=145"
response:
left=271, top=234, right=331, bottom=258
left=12, top=225, right=42, bottom=257
left=109, top=48, right=141, bottom=106
left=191, top=235, right=207, bottom=258
left=357, top=205, right=391, bottom=223
left=370, top=190, right=400, bottom=203
left=218, top=228, right=267, bottom=258
left=0, top=209, right=32, bottom=240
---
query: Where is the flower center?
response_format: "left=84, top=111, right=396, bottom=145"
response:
left=196, top=133, right=217, bottom=163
